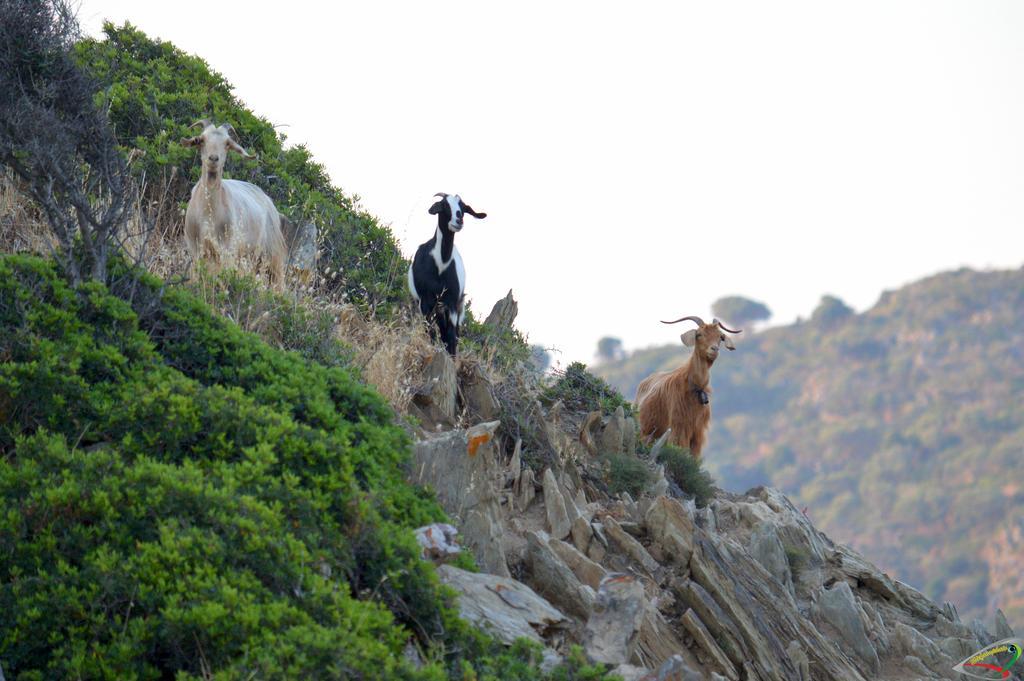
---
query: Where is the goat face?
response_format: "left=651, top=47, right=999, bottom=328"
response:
left=667, top=317, right=741, bottom=363
left=429, top=193, right=487, bottom=233
left=181, top=120, right=254, bottom=182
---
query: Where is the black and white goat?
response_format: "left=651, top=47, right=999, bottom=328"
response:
left=408, top=193, right=487, bottom=356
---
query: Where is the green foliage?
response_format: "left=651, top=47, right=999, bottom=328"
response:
left=605, top=453, right=652, bottom=499
left=190, top=266, right=351, bottom=368
left=0, top=254, right=609, bottom=680
left=656, top=444, right=716, bottom=508
left=595, top=267, right=1024, bottom=625
left=784, top=546, right=809, bottom=583
left=73, top=23, right=408, bottom=315
left=544, top=362, right=632, bottom=415
left=459, top=305, right=534, bottom=372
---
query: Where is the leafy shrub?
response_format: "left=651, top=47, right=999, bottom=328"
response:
left=544, top=361, right=632, bottom=415
left=656, top=444, right=716, bottom=508
left=785, top=546, right=810, bottom=583
left=0, top=254, right=609, bottom=680
left=605, top=453, right=653, bottom=498
left=74, top=23, right=408, bottom=315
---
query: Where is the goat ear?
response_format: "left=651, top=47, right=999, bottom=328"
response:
left=463, top=204, right=487, bottom=219
left=428, top=201, right=443, bottom=215
left=226, top=138, right=255, bottom=160
left=180, top=136, right=203, bottom=147
left=723, top=335, right=736, bottom=350
left=680, top=330, right=697, bottom=347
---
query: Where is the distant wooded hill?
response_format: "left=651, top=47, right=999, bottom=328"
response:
left=595, top=267, right=1024, bottom=627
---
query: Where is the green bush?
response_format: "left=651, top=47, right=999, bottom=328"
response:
left=656, top=444, right=716, bottom=508
left=0, top=254, right=611, bottom=680
left=544, top=362, right=632, bottom=415
left=605, top=453, right=653, bottom=499
left=74, top=23, right=408, bottom=315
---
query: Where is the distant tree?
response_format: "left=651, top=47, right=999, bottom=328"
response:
left=812, top=294, right=854, bottom=326
left=711, top=295, right=771, bottom=329
left=596, top=336, right=625, bottom=363
left=0, top=0, right=134, bottom=284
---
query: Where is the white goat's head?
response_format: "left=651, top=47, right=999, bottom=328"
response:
left=428, top=193, right=487, bottom=233
left=180, top=119, right=254, bottom=182
left=662, top=316, right=742, bottom=363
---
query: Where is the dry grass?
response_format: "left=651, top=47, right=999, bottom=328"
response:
left=333, top=305, right=438, bottom=414
left=0, top=171, right=57, bottom=254
left=1, top=171, right=521, bottom=424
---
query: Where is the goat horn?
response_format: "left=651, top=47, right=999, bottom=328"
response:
left=661, top=315, right=705, bottom=326
left=433, top=192, right=447, bottom=198
left=191, top=118, right=213, bottom=130
left=713, top=318, right=743, bottom=334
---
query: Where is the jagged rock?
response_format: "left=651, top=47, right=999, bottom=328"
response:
left=579, top=410, right=603, bottom=456
left=526, top=530, right=595, bottom=620
left=687, top=534, right=869, bottom=680
left=633, top=600, right=691, bottom=669
left=600, top=406, right=626, bottom=455
left=570, top=515, right=594, bottom=553
left=583, top=573, right=645, bottom=665
left=484, top=289, right=518, bottom=332
left=942, top=601, right=960, bottom=623
left=507, top=439, right=522, bottom=487
left=542, top=468, right=572, bottom=540
left=540, top=648, right=562, bottom=674
left=645, top=496, right=696, bottom=568
left=412, top=421, right=508, bottom=576
left=785, top=640, right=811, bottom=681
left=894, top=621, right=954, bottom=678
left=936, top=636, right=975, bottom=662
left=902, top=654, right=935, bottom=678
left=648, top=430, right=672, bottom=461
left=516, top=467, right=536, bottom=511
left=969, top=618, right=994, bottom=646
left=995, top=608, right=1016, bottom=638
left=459, top=359, right=499, bottom=420
left=748, top=523, right=795, bottom=598
left=403, top=640, right=424, bottom=670
left=814, top=581, right=880, bottom=674
left=680, top=609, right=740, bottom=680
left=436, top=565, right=566, bottom=644
left=611, top=664, right=650, bottom=681
left=549, top=537, right=606, bottom=590
left=647, top=465, right=669, bottom=498
left=604, top=517, right=661, bottom=575
left=414, top=523, right=461, bottom=562
left=622, top=415, right=636, bottom=455
left=641, top=655, right=703, bottom=680
left=410, top=346, right=458, bottom=427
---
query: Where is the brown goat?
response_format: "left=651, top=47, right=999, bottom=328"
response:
left=635, top=316, right=741, bottom=460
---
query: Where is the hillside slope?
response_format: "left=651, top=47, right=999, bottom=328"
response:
left=596, top=267, right=1024, bottom=627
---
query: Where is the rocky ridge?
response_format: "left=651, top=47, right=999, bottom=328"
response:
left=406, top=295, right=1018, bottom=681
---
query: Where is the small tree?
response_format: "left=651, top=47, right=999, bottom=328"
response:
left=711, top=295, right=771, bottom=329
left=0, top=0, right=133, bottom=284
left=812, top=294, right=854, bottom=326
left=596, top=336, right=625, bottom=363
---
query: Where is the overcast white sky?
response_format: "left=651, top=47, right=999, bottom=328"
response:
left=79, top=1, right=1024, bottom=365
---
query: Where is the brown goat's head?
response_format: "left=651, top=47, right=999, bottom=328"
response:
left=180, top=119, right=254, bottom=182
left=662, top=316, right=741, bottom=363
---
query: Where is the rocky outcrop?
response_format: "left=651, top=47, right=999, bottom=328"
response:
left=405, top=323, right=1016, bottom=680
left=437, top=565, right=566, bottom=644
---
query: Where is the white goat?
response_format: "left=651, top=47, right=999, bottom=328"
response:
left=180, top=120, right=287, bottom=286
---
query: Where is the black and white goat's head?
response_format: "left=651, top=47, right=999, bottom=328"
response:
left=429, top=193, right=487, bottom=233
